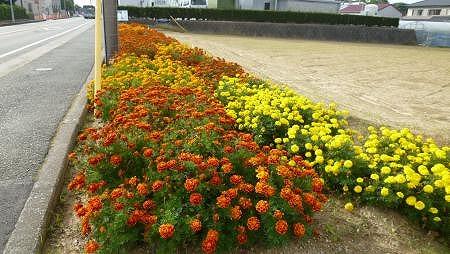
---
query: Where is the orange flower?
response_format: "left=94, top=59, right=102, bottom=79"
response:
left=113, top=202, right=124, bottom=211
left=128, top=176, right=138, bottom=186
left=152, top=180, right=164, bottom=192
left=110, top=155, right=122, bottom=166
left=207, top=157, right=220, bottom=167
left=237, top=233, right=247, bottom=244
left=312, top=178, right=323, bottom=193
left=273, top=210, right=284, bottom=220
left=190, top=193, right=203, bottom=206
left=137, top=183, right=148, bottom=196
left=85, top=240, right=100, bottom=253
left=143, top=148, right=153, bottom=157
left=255, top=200, right=269, bottom=214
left=239, top=197, right=252, bottom=209
left=190, top=219, right=202, bottom=233
left=216, top=195, right=231, bottom=208
left=230, top=175, right=243, bottom=185
left=293, top=223, right=305, bottom=238
left=87, top=196, right=102, bottom=213
left=159, top=224, right=175, bottom=239
left=184, top=178, right=199, bottom=192
left=230, top=206, right=242, bottom=220
left=202, top=229, right=219, bottom=254
left=142, top=199, right=156, bottom=210
left=221, top=163, right=233, bottom=173
left=275, top=220, right=289, bottom=235
left=110, top=188, right=124, bottom=199
left=247, top=216, right=260, bottom=231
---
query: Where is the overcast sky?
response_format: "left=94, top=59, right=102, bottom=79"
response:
left=73, top=0, right=423, bottom=7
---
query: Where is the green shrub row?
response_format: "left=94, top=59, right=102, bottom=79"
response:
left=0, top=4, right=29, bottom=21
left=118, top=6, right=399, bottom=27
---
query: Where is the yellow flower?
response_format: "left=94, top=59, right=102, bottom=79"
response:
left=395, top=174, right=406, bottom=184
left=380, top=166, right=391, bottom=175
left=445, top=195, right=450, bottom=202
left=315, top=156, right=324, bottom=164
left=344, top=202, right=354, bottom=212
left=396, top=192, right=404, bottom=198
left=354, top=185, right=362, bottom=193
left=290, top=144, right=299, bottom=153
left=343, top=185, right=349, bottom=192
left=417, top=165, right=429, bottom=176
left=274, top=138, right=282, bottom=144
left=344, top=160, right=353, bottom=168
left=305, top=143, right=313, bottom=150
left=288, top=160, right=296, bottom=167
left=380, top=187, right=389, bottom=197
left=356, top=177, right=364, bottom=183
left=434, top=180, right=444, bottom=188
left=370, top=174, right=379, bottom=181
left=365, top=185, right=375, bottom=192
left=406, top=196, right=416, bottom=206
left=414, top=201, right=425, bottom=210
left=305, top=152, right=312, bottom=158
left=433, top=217, right=441, bottom=222
left=423, top=185, right=434, bottom=193
left=428, top=207, right=438, bottom=214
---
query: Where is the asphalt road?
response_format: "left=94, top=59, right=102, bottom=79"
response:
left=0, top=17, right=94, bottom=252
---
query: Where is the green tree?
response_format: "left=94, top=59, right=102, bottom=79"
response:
left=393, top=2, right=409, bottom=16
left=60, top=0, right=74, bottom=11
left=0, top=0, right=17, bottom=4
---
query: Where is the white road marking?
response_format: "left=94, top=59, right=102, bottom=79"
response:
left=0, top=21, right=91, bottom=60
left=35, top=67, right=53, bottom=71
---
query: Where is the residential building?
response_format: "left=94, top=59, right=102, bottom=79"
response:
left=406, top=0, right=450, bottom=19
left=339, top=3, right=402, bottom=18
left=16, top=0, right=62, bottom=19
left=231, top=0, right=339, bottom=13
left=119, top=0, right=207, bottom=7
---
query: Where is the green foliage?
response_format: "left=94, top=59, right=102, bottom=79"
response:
left=0, top=3, right=29, bottom=21
left=118, top=6, right=399, bottom=27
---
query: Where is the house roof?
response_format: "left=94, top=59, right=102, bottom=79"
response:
left=340, top=4, right=364, bottom=13
left=340, top=3, right=396, bottom=13
left=409, top=0, right=450, bottom=7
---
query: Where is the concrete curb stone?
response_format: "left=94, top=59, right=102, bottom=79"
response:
left=3, top=65, right=94, bottom=254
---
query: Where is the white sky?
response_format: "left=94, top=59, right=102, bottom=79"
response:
left=74, top=0, right=423, bottom=7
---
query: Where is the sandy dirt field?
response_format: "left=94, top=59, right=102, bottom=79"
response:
left=162, top=31, right=450, bottom=143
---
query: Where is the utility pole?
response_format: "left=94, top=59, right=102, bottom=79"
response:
left=94, top=0, right=103, bottom=98
left=9, top=0, right=15, bottom=23
left=103, top=0, right=118, bottom=63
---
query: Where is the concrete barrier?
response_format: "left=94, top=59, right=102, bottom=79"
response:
left=168, top=20, right=417, bottom=45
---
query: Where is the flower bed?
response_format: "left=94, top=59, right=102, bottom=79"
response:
left=70, top=24, right=325, bottom=253
left=70, top=24, right=449, bottom=253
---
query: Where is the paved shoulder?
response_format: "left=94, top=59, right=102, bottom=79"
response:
left=0, top=26, right=94, bottom=252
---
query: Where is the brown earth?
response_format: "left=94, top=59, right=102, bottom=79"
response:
left=161, top=30, right=450, bottom=144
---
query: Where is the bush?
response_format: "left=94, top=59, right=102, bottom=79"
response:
left=118, top=6, right=399, bottom=27
left=0, top=4, right=29, bottom=21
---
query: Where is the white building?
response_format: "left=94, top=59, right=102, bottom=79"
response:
left=339, top=3, right=402, bottom=18
left=234, top=0, right=339, bottom=13
left=406, top=0, right=450, bottom=19
left=16, top=0, right=62, bottom=19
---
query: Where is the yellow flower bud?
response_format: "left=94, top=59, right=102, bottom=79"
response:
left=406, top=196, right=416, bottom=206
left=344, top=202, right=354, bottom=212
left=353, top=185, right=362, bottom=193
left=423, top=185, right=434, bottom=193
left=380, top=187, right=389, bottom=197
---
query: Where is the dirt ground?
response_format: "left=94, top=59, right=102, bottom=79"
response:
left=162, top=31, right=450, bottom=144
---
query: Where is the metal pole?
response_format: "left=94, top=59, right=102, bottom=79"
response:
left=9, top=0, right=15, bottom=23
left=103, top=0, right=118, bottom=63
left=94, top=0, right=103, bottom=99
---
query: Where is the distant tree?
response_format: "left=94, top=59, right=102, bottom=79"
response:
left=60, top=0, right=74, bottom=11
left=0, top=0, right=18, bottom=4
left=364, top=0, right=389, bottom=4
left=393, top=2, right=409, bottom=16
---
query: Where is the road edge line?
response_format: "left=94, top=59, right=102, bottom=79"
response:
left=3, top=64, right=95, bottom=254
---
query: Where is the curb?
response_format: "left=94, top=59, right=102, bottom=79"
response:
left=0, top=19, right=45, bottom=27
left=3, top=65, right=94, bottom=254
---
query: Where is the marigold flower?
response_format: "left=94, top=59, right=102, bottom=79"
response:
left=230, top=175, right=243, bottom=185
left=237, top=233, right=247, bottom=244
left=293, top=223, right=305, bottom=237
left=190, top=193, right=203, bottom=206
left=143, top=148, right=153, bottom=157
left=142, top=199, right=156, bottom=210
left=275, top=220, right=289, bottom=235
left=137, top=183, right=148, bottom=196
left=255, top=200, right=269, bottom=214
left=230, top=206, right=242, bottom=220
left=202, top=229, right=219, bottom=254
left=190, top=219, right=202, bottom=233
left=113, top=202, right=124, bottom=211
left=239, top=197, right=252, bottom=209
left=128, top=176, right=138, bottom=186
left=344, top=202, right=353, bottom=212
left=110, top=155, right=122, bottom=166
left=216, top=195, right=231, bottom=208
left=247, top=216, right=260, bottom=231
left=110, top=188, right=124, bottom=199
left=159, top=224, right=175, bottom=239
left=85, top=240, right=100, bottom=253
left=273, top=210, right=284, bottom=220
left=87, top=196, right=103, bottom=213
left=152, top=180, right=164, bottom=192
left=184, top=178, right=199, bottom=192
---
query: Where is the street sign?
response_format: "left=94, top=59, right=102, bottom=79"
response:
left=117, top=10, right=128, bottom=22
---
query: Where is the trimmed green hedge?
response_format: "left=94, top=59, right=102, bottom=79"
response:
left=118, top=6, right=399, bottom=27
left=0, top=4, right=29, bottom=21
